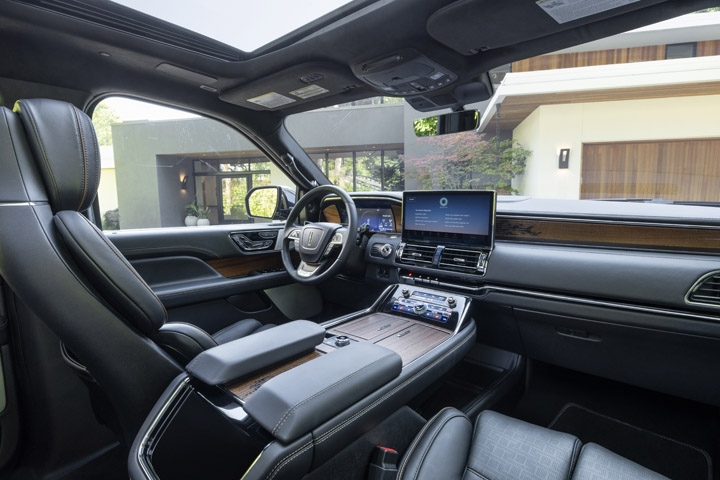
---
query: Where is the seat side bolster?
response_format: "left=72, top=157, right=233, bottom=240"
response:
left=469, top=410, right=581, bottom=480
left=398, top=407, right=473, bottom=480
left=154, top=322, right=218, bottom=366
left=572, top=443, right=671, bottom=480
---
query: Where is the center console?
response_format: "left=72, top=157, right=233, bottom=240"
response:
left=129, top=284, right=476, bottom=480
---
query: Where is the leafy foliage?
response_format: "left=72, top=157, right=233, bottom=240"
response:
left=92, top=103, right=120, bottom=146
left=102, top=209, right=120, bottom=230
left=247, top=188, right=278, bottom=218
left=413, top=117, right=438, bottom=137
left=404, top=131, right=530, bottom=194
left=184, top=203, right=210, bottom=218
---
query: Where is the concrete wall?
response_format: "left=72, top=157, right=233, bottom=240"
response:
left=513, top=94, right=720, bottom=199
left=285, top=103, right=405, bottom=148
left=112, top=118, right=273, bottom=229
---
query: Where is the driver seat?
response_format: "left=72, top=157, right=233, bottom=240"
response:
left=14, top=99, right=273, bottom=365
left=0, top=98, right=277, bottom=445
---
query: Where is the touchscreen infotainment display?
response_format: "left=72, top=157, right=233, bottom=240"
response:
left=402, top=190, right=495, bottom=247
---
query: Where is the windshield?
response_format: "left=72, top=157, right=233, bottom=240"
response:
left=286, top=11, right=720, bottom=206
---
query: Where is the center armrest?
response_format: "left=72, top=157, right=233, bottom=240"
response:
left=244, top=342, right=402, bottom=444
left=186, top=320, right=325, bottom=385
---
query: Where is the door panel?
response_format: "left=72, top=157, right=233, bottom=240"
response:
left=109, top=224, right=296, bottom=331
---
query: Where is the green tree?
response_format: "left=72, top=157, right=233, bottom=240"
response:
left=404, top=131, right=530, bottom=194
left=92, top=103, right=121, bottom=146
left=413, top=117, right=439, bottom=137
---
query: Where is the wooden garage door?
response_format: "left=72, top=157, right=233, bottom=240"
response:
left=581, top=139, right=720, bottom=202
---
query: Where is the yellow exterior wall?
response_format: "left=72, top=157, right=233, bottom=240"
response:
left=98, top=167, right=118, bottom=214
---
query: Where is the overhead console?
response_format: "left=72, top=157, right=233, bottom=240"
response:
left=351, top=49, right=492, bottom=111
left=395, top=190, right=495, bottom=287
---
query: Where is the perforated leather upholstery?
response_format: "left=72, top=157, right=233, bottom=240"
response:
left=398, top=409, right=669, bottom=480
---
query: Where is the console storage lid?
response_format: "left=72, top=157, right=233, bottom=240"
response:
left=186, top=320, right=325, bottom=385
left=244, top=342, right=402, bottom=444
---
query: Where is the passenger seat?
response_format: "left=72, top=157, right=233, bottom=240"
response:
left=398, top=409, right=669, bottom=480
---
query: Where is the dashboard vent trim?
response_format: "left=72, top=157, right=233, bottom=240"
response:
left=439, top=247, right=482, bottom=273
left=687, top=271, right=720, bottom=307
left=397, top=243, right=436, bottom=266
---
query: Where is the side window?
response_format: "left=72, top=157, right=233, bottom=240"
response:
left=92, top=97, right=294, bottom=230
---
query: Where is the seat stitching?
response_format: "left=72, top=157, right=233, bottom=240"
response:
left=266, top=441, right=314, bottom=480
left=69, top=104, right=89, bottom=211
left=271, top=353, right=397, bottom=435
left=407, top=411, right=467, bottom=480
left=464, top=466, right=489, bottom=480
left=78, top=214, right=168, bottom=321
left=16, top=101, right=60, bottom=202
left=568, top=438, right=582, bottom=480
left=397, top=407, right=456, bottom=479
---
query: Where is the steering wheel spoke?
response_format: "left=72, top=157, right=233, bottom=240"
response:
left=296, top=260, right=323, bottom=278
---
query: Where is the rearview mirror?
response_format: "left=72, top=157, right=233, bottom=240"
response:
left=413, top=110, right=479, bottom=137
left=245, top=186, right=296, bottom=221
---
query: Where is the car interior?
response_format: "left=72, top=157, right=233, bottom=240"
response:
left=1, top=0, right=720, bottom=479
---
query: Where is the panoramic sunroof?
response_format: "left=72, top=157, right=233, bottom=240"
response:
left=111, top=0, right=354, bottom=52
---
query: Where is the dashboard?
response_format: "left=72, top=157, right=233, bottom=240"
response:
left=320, top=195, right=402, bottom=233
left=359, top=207, right=395, bottom=232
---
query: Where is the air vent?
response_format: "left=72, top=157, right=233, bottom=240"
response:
left=439, top=247, right=482, bottom=273
left=687, top=272, right=720, bottom=307
left=398, top=244, right=436, bottom=266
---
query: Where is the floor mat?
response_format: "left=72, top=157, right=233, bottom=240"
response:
left=549, top=403, right=712, bottom=480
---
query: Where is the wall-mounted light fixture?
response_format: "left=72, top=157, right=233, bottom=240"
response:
left=181, top=175, right=189, bottom=190
left=558, top=148, right=570, bottom=169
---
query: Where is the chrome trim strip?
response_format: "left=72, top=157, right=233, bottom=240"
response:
left=684, top=270, right=720, bottom=309
left=136, top=375, right=193, bottom=480
left=0, top=202, right=43, bottom=207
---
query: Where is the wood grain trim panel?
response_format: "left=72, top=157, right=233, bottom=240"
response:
left=207, top=253, right=284, bottom=278
left=391, top=204, right=402, bottom=232
left=227, top=351, right=321, bottom=402
left=328, top=313, right=451, bottom=367
left=497, top=217, right=720, bottom=253
left=322, top=205, right=341, bottom=223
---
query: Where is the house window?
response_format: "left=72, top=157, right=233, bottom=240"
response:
left=665, top=42, right=696, bottom=59
left=92, top=97, right=294, bottom=230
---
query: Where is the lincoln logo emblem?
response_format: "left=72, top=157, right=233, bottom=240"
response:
left=307, top=231, right=313, bottom=247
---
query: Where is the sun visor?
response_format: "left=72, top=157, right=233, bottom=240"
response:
left=427, top=0, right=665, bottom=55
left=220, top=63, right=361, bottom=111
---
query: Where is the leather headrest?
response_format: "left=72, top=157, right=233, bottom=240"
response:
left=14, top=99, right=101, bottom=213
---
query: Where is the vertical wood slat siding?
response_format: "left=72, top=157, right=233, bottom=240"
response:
left=512, top=45, right=666, bottom=72
left=581, top=140, right=720, bottom=202
left=697, top=40, right=720, bottom=57
left=513, top=40, right=720, bottom=73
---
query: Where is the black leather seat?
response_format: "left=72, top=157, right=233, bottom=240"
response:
left=14, top=98, right=273, bottom=364
left=398, top=409, right=669, bottom=480
left=0, top=98, right=272, bottom=442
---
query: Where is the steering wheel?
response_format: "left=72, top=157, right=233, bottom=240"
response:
left=281, top=185, right=358, bottom=285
